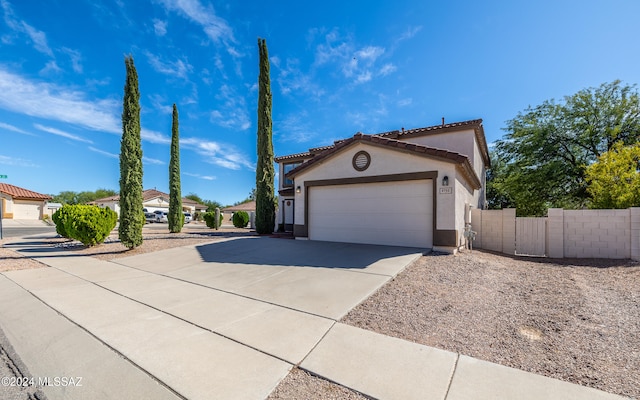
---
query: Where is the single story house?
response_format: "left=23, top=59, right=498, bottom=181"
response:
left=221, top=201, right=255, bottom=225
left=0, top=183, right=52, bottom=220
left=92, top=189, right=207, bottom=216
left=274, top=119, right=490, bottom=252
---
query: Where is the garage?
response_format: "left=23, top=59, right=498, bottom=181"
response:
left=308, top=180, right=433, bottom=248
left=12, top=200, right=43, bottom=219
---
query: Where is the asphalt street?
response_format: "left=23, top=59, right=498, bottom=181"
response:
left=0, top=226, right=57, bottom=239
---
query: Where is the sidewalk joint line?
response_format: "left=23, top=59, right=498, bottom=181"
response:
left=110, top=259, right=338, bottom=321
left=1, top=274, right=189, bottom=400
left=297, top=320, right=337, bottom=367
left=443, top=353, right=460, bottom=400
left=41, top=264, right=300, bottom=366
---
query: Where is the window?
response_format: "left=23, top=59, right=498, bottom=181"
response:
left=283, top=162, right=301, bottom=187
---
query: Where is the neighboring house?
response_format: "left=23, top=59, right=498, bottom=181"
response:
left=91, top=189, right=207, bottom=216
left=274, top=119, right=490, bottom=252
left=221, top=201, right=255, bottom=225
left=0, top=183, right=52, bottom=220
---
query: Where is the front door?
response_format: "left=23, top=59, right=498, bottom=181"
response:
left=283, top=199, right=294, bottom=232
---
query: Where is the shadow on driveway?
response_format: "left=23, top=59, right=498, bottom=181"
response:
left=195, top=237, right=426, bottom=269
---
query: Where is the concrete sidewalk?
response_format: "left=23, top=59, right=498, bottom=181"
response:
left=0, top=237, right=627, bottom=400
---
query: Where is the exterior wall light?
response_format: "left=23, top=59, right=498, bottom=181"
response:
left=296, top=186, right=301, bottom=193
left=442, top=176, right=449, bottom=186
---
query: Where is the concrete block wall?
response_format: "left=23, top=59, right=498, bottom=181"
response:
left=546, top=208, right=564, bottom=258
left=501, top=208, right=516, bottom=255
left=478, top=210, right=505, bottom=252
left=563, top=209, right=630, bottom=259
left=475, top=207, right=636, bottom=260
left=632, top=208, right=640, bottom=261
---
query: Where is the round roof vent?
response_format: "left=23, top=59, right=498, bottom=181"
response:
left=352, top=151, right=371, bottom=171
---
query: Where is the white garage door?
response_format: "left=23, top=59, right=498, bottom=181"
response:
left=308, top=180, right=433, bottom=248
left=12, top=200, right=42, bottom=219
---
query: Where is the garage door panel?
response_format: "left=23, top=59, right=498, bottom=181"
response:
left=13, top=201, right=42, bottom=219
left=308, top=180, right=432, bottom=248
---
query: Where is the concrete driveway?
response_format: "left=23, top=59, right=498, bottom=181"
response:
left=0, top=236, right=423, bottom=400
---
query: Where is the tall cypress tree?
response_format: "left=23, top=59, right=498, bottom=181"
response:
left=168, top=103, right=183, bottom=233
left=255, top=38, right=275, bottom=234
left=119, top=55, right=144, bottom=248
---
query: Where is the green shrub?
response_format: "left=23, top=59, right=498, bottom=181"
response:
left=51, top=205, right=117, bottom=246
left=232, top=211, right=250, bottom=228
left=52, top=205, right=73, bottom=238
left=203, top=211, right=223, bottom=229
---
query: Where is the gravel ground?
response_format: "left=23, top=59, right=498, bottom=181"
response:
left=0, top=326, right=46, bottom=400
left=342, top=250, right=640, bottom=399
left=4, top=230, right=638, bottom=399
left=267, top=368, right=368, bottom=400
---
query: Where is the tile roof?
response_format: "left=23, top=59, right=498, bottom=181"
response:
left=275, top=118, right=490, bottom=168
left=286, top=133, right=482, bottom=190
left=221, top=200, right=256, bottom=212
left=92, top=189, right=206, bottom=208
left=0, top=183, right=52, bottom=200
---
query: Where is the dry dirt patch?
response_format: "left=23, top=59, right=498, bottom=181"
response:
left=342, top=250, right=640, bottom=399
left=267, top=368, right=367, bottom=400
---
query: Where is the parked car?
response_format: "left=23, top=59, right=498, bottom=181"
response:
left=183, top=212, right=192, bottom=223
left=144, top=212, right=156, bottom=223
left=154, top=210, right=168, bottom=223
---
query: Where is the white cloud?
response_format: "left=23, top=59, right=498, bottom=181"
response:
left=397, top=98, right=412, bottom=107
left=397, top=25, right=423, bottom=42
left=0, top=122, right=35, bottom=136
left=182, top=137, right=253, bottom=170
left=355, top=71, right=372, bottom=84
left=209, top=84, right=250, bottom=130
left=34, top=123, right=93, bottom=143
left=149, top=94, right=173, bottom=114
left=143, top=156, right=165, bottom=165
left=378, top=63, right=396, bottom=76
left=62, top=47, right=83, bottom=73
left=141, top=128, right=171, bottom=145
left=40, top=60, right=62, bottom=75
left=153, top=19, right=167, bottom=36
left=156, top=0, right=238, bottom=57
left=0, top=68, right=120, bottom=134
left=313, top=28, right=390, bottom=84
left=273, top=57, right=325, bottom=98
left=0, top=154, right=37, bottom=167
left=274, top=111, right=317, bottom=143
left=184, top=172, right=216, bottom=180
left=356, top=46, right=384, bottom=61
left=146, top=52, right=193, bottom=80
left=1, top=0, right=53, bottom=57
left=88, top=146, right=118, bottom=159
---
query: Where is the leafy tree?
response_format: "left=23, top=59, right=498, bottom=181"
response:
left=185, top=193, right=204, bottom=204
left=185, top=193, right=222, bottom=212
left=586, top=142, right=640, bottom=209
left=255, top=38, right=276, bottom=234
left=485, top=150, right=514, bottom=210
left=119, top=55, right=144, bottom=248
left=168, top=104, right=183, bottom=233
left=52, top=188, right=117, bottom=204
left=233, top=188, right=256, bottom=206
left=491, top=81, right=640, bottom=216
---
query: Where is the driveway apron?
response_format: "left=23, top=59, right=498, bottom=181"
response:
left=1, top=236, right=423, bottom=400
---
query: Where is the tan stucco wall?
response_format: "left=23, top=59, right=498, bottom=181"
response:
left=398, top=128, right=487, bottom=207
left=1, top=195, right=13, bottom=218
left=292, top=142, right=465, bottom=231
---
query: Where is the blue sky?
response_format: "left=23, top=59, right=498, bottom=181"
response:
left=1, top=0, right=639, bottom=205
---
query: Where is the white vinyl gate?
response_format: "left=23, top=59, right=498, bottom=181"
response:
left=515, top=217, right=546, bottom=256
